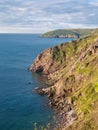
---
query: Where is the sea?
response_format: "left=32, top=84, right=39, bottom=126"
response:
left=0, top=34, right=73, bottom=130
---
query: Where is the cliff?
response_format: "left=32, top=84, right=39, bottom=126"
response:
left=42, top=29, right=96, bottom=38
left=30, top=33, right=98, bottom=130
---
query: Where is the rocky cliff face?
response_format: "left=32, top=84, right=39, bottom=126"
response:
left=30, top=34, right=98, bottom=130
left=29, top=48, right=53, bottom=74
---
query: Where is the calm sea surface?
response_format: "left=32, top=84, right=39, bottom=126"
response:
left=0, top=34, right=73, bottom=130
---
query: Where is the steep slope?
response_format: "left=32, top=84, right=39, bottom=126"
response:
left=42, top=29, right=96, bottom=38
left=30, top=33, right=98, bottom=130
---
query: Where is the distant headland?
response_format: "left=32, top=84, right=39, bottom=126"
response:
left=42, top=28, right=98, bottom=38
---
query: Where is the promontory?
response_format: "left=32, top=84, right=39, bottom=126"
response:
left=29, top=29, right=98, bottom=130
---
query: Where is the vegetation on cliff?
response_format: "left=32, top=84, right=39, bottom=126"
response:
left=30, top=32, right=98, bottom=130
left=42, top=29, right=97, bottom=38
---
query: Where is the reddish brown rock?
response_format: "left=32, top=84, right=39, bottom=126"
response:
left=29, top=48, right=55, bottom=74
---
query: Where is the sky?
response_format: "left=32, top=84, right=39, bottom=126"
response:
left=0, top=0, right=98, bottom=33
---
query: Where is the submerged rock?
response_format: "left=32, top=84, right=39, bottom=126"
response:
left=27, top=82, right=32, bottom=85
left=34, top=87, right=45, bottom=95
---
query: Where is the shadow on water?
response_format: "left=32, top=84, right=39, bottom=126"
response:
left=31, top=72, right=49, bottom=88
left=30, top=72, right=56, bottom=129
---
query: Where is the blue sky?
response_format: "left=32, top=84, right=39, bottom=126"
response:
left=0, top=0, right=98, bottom=33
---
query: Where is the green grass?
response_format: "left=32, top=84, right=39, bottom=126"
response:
left=94, top=83, right=98, bottom=92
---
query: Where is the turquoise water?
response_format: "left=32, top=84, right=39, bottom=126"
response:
left=0, top=34, right=73, bottom=130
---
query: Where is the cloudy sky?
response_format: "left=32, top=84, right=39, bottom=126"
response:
left=0, top=0, right=98, bottom=33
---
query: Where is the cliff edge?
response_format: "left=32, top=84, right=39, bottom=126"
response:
left=30, top=33, right=98, bottom=130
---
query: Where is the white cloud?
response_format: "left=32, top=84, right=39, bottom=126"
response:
left=89, top=2, right=98, bottom=7
left=0, top=0, right=98, bottom=33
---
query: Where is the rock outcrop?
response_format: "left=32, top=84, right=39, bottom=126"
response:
left=29, top=48, right=54, bottom=74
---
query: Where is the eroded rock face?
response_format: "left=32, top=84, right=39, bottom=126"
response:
left=29, top=48, right=55, bottom=75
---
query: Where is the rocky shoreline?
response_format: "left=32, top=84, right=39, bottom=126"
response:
left=30, top=69, right=77, bottom=129
left=34, top=84, right=77, bottom=129
left=42, top=34, right=79, bottom=39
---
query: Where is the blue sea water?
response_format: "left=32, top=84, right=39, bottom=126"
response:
left=0, top=34, right=73, bottom=130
